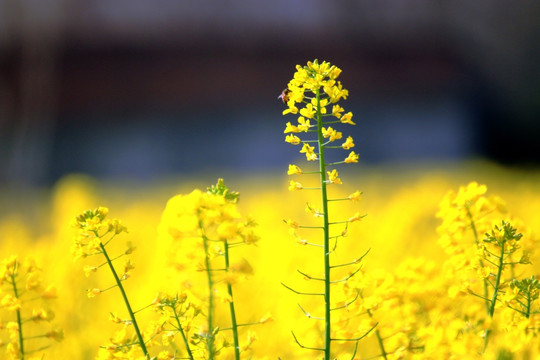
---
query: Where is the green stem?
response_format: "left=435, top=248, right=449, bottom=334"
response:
left=99, top=243, right=149, bottom=358
left=224, top=241, right=241, bottom=359
left=488, top=243, right=505, bottom=317
left=525, top=293, right=531, bottom=319
left=200, top=221, right=215, bottom=360
left=315, top=88, right=332, bottom=360
left=366, top=308, right=388, bottom=360
left=10, top=272, right=25, bottom=360
left=482, top=238, right=506, bottom=353
left=172, top=306, right=195, bottom=360
left=467, top=211, right=491, bottom=314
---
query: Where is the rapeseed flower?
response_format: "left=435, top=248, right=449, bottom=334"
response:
left=0, top=255, right=62, bottom=359
left=280, top=60, right=369, bottom=359
left=159, top=179, right=261, bottom=360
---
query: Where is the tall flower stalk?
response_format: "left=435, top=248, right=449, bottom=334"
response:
left=0, top=255, right=63, bottom=360
left=158, top=179, right=261, bottom=359
left=72, top=207, right=150, bottom=359
left=436, top=182, right=538, bottom=355
left=281, top=60, right=374, bottom=359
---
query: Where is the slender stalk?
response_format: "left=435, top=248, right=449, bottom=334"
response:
left=200, top=220, right=215, bottom=360
left=99, top=242, right=149, bottom=358
left=525, top=292, right=531, bottom=319
left=315, top=88, right=332, bottom=360
left=10, top=272, right=25, bottom=360
left=224, top=241, right=241, bottom=359
left=172, top=306, right=195, bottom=360
left=366, top=307, right=388, bottom=360
left=467, top=211, right=491, bottom=314
left=488, top=242, right=505, bottom=317
left=483, top=239, right=506, bottom=352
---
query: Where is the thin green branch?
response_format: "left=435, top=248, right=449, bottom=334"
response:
left=297, top=269, right=325, bottom=281
left=281, top=282, right=324, bottom=296
left=330, top=265, right=363, bottom=284
left=200, top=222, right=215, bottom=360
left=331, top=322, right=378, bottom=341
left=11, top=271, right=25, bottom=360
left=224, top=241, right=240, bottom=360
left=330, top=290, right=360, bottom=311
left=172, top=305, right=194, bottom=360
left=291, top=331, right=325, bottom=352
left=99, top=242, right=149, bottom=358
left=298, top=304, right=324, bottom=320
left=330, top=249, right=371, bottom=269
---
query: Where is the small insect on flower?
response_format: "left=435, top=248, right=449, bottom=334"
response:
left=278, top=88, right=291, bottom=103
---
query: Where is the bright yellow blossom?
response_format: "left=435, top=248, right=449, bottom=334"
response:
left=297, top=117, right=311, bottom=132
left=282, top=104, right=298, bottom=115
left=348, top=191, right=362, bottom=202
left=348, top=212, right=363, bottom=223
left=287, top=164, right=302, bottom=175
left=327, top=169, right=342, bottom=184
left=299, top=103, right=316, bottom=119
left=332, top=104, right=345, bottom=117
left=83, top=265, right=98, bottom=277
left=344, top=151, right=359, bottom=163
left=289, top=180, right=303, bottom=191
left=1, top=294, right=21, bottom=312
left=285, top=134, right=301, bottom=145
left=340, top=112, right=355, bottom=125
left=299, top=143, right=317, bottom=161
left=284, top=121, right=300, bottom=133
left=87, top=288, right=101, bottom=298
left=341, top=136, right=355, bottom=149
left=322, top=127, right=343, bottom=142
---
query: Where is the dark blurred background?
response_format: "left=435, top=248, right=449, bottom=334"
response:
left=1, top=1, right=539, bottom=187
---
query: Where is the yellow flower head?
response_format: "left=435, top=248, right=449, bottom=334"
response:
left=322, top=127, right=343, bottom=142
left=300, top=104, right=316, bottom=119
left=287, top=164, right=302, bottom=175
left=341, top=136, right=355, bottom=150
left=340, top=112, right=355, bottom=125
left=288, top=180, right=303, bottom=191
left=285, top=134, right=301, bottom=145
left=299, top=143, right=317, bottom=161
left=284, top=122, right=300, bottom=133
left=332, top=104, right=345, bottom=118
left=348, top=190, right=363, bottom=202
left=87, top=288, right=101, bottom=298
left=348, top=212, right=364, bottom=223
left=327, top=169, right=342, bottom=184
left=297, top=117, right=312, bottom=132
left=1, top=294, right=22, bottom=312
left=344, top=151, right=359, bottom=163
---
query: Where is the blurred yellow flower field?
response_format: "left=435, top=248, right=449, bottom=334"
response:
left=0, top=162, right=539, bottom=359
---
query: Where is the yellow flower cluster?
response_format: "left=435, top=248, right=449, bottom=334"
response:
left=158, top=179, right=261, bottom=359
left=429, top=182, right=538, bottom=356
left=335, top=179, right=540, bottom=358
left=161, top=193, right=258, bottom=248
left=72, top=207, right=156, bottom=359
left=1, top=167, right=539, bottom=359
left=0, top=255, right=63, bottom=360
left=283, top=60, right=358, bottom=173
left=72, top=206, right=128, bottom=261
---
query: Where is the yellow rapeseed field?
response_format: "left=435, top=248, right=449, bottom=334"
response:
left=1, top=60, right=538, bottom=359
